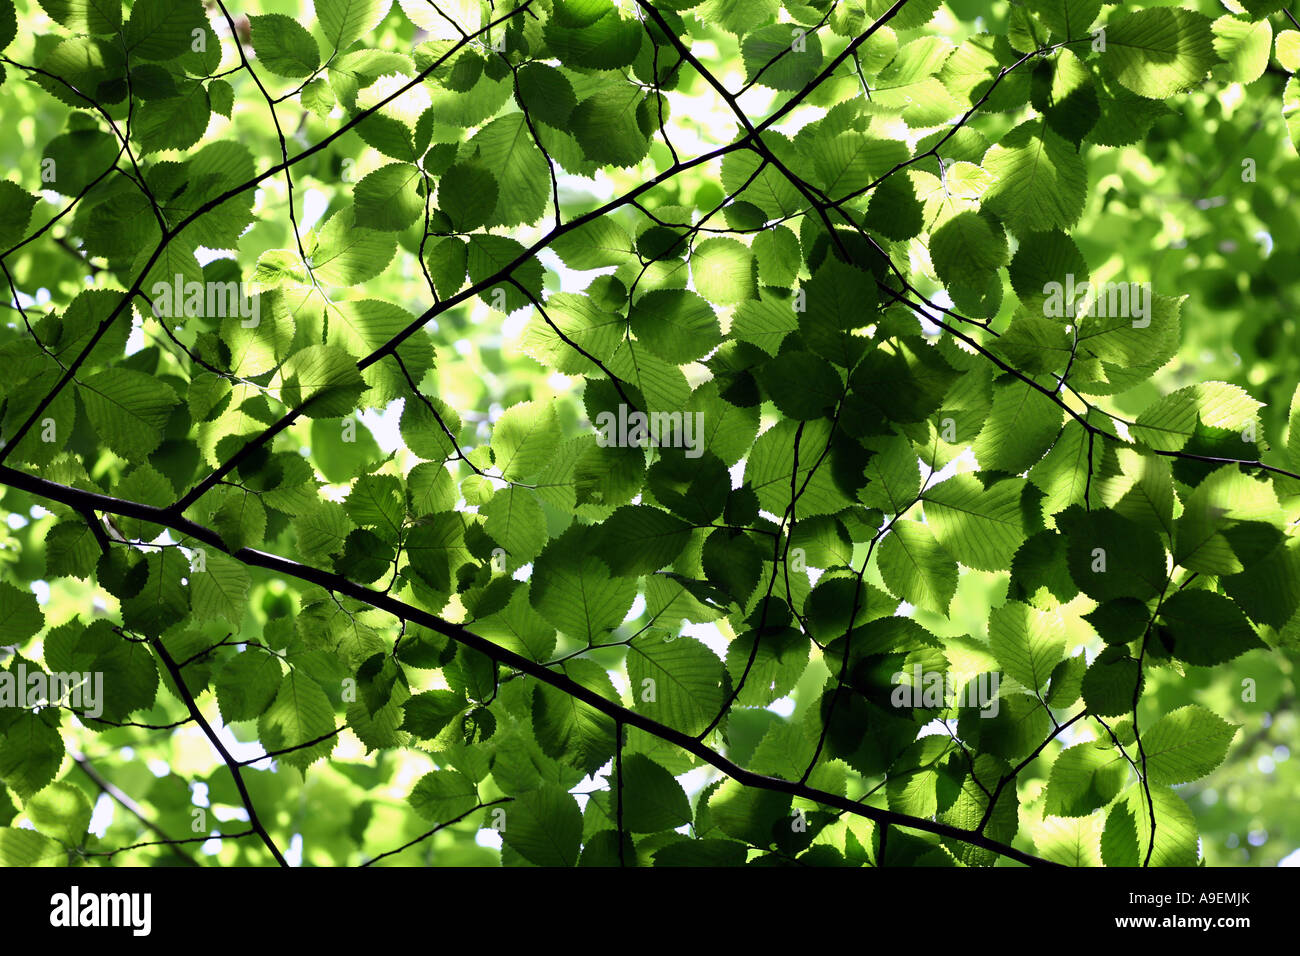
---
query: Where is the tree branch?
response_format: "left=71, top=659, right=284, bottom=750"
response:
left=0, top=464, right=1062, bottom=868
left=71, top=750, right=199, bottom=867
left=147, top=632, right=288, bottom=867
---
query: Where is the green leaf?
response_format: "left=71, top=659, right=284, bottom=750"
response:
left=1091, top=447, right=1175, bottom=538
left=746, top=418, right=851, bottom=519
left=408, top=769, right=478, bottom=822
left=300, top=77, right=333, bottom=117
left=37, top=0, right=122, bottom=35
left=43, top=620, right=159, bottom=723
left=1212, top=15, right=1271, bottom=86
left=481, top=485, right=547, bottom=567
left=688, top=381, right=760, bottom=468
left=741, top=24, right=822, bottom=91
left=354, top=163, right=424, bottom=231
left=121, top=549, right=190, bottom=637
left=500, top=784, right=583, bottom=866
left=982, top=121, right=1087, bottom=236
left=696, top=0, right=778, bottom=34
left=930, top=210, right=1008, bottom=290
left=309, top=205, right=397, bottom=284
left=571, top=84, right=650, bottom=168
left=885, top=737, right=951, bottom=818
left=1157, top=590, right=1264, bottom=667
left=276, top=345, right=368, bottom=417
left=543, top=9, right=642, bottom=70
left=0, top=582, right=43, bottom=643
left=123, top=0, right=205, bottom=61
left=317, top=0, right=390, bottom=52
left=439, top=161, right=498, bottom=232
left=1038, top=49, right=1099, bottom=145
left=1141, top=705, right=1237, bottom=786
left=731, top=298, right=799, bottom=357
left=860, top=433, right=922, bottom=514
left=515, top=62, right=576, bottom=126
left=1103, top=8, right=1217, bottom=100
left=189, top=548, right=250, bottom=630
left=0, top=713, right=64, bottom=799
left=595, top=505, right=692, bottom=577
left=627, top=632, right=725, bottom=737
left=1008, top=229, right=1089, bottom=315
left=1101, top=802, right=1139, bottom=867
left=40, top=129, right=117, bottom=198
left=1031, top=814, right=1103, bottom=867
left=923, top=474, right=1028, bottom=573
left=941, top=33, right=1031, bottom=112
left=870, top=36, right=958, bottom=126
left=214, top=651, right=283, bottom=723
left=250, top=14, right=321, bottom=78
left=972, top=377, right=1065, bottom=474
left=478, top=589, right=557, bottom=663
left=1277, top=29, right=1300, bottom=72
left=1131, top=382, right=1262, bottom=453
left=851, top=339, right=960, bottom=432
left=25, top=781, right=92, bottom=847
left=1046, top=653, right=1086, bottom=707
left=864, top=172, right=924, bottom=241
left=44, top=521, right=99, bottom=580
left=799, top=258, right=876, bottom=367
left=530, top=526, right=636, bottom=640
left=136, top=80, right=213, bottom=154
left=400, top=392, right=461, bottom=461
left=0, top=0, right=13, bottom=50
left=551, top=219, right=635, bottom=271
left=957, top=694, right=1052, bottom=765
left=702, top=529, right=762, bottom=605
left=724, top=626, right=809, bottom=707
left=468, top=236, right=544, bottom=313
left=468, top=113, right=549, bottom=228
left=492, top=400, right=561, bottom=481
left=988, top=600, right=1066, bottom=692
left=1010, top=530, right=1078, bottom=607
left=653, top=838, right=747, bottom=867
left=209, top=487, right=269, bottom=554
left=629, top=290, right=721, bottom=364
left=1081, top=646, right=1143, bottom=718
left=1056, top=505, right=1167, bottom=603
left=532, top=658, right=618, bottom=775
left=1085, top=598, right=1150, bottom=646
left=1285, top=75, right=1300, bottom=155
left=707, top=777, right=791, bottom=847
left=758, top=351, right=842, bottom=420
left=0, top=827, right=65, bottom=866
left=619, top=753, right=692, bottom=832
left=690, top=238, right=757, bottom=306
left=1043, top=741, right=1128, bottom=817
left=344, top=474, right=404, bottom=539
left=0, top=180, right=38, bottom=247
left=1025, top=0, right=1101, bottom=39
left=1089, top=72, right=1173, bottom=147
left=1070, top=293, right=1183, bottom=398
left=257, top=671, right=337, bottom=771
left=401, top=690, right=466, bottom=738
left=402, top=512, right=472, bottom=597
left=877, top=519, right=958, bottom=615
left=722, top=149, right=802, bottom=220
left=812, top=131, right=911, bottom=198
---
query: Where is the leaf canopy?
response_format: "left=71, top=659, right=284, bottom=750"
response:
left=0, top=0, right=1292, bottom=873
